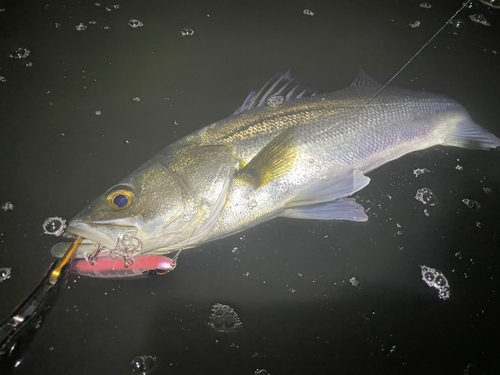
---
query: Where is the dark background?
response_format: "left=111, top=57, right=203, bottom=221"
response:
left=1, top=0, right=499, bottom=374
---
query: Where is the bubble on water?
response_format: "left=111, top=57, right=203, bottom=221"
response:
left=420, top=265, right=450, bottom=300
left=88, top=20, right=96, bottom=25
left=181, top=28, right=194, bottom=36
left=303, top=9, right=314, bottom=16
left=132, top=97, right=140, bottom=102
left=254, top=370, right=270, bottom=375
left=129, top=355, right=156, bottom=374
left=43, top=217, right=67, bottom=236
left=114, top=4, right=121, bottom=9
left=480, top=0, right=500, bottom=9
left=9, top=47, right=30, bottom=59
left=129, top=19, right=143, bottom=28
left=1, top=202, right=14, bottom=211
left=462, top=198, right=480, bottom=209
left=0, top=268, right=11, bottom=282
left=95, top=110, right=102, bottom=115
left=266, top=95, right=285, bottom=107
left=483, top=187, right=492, bottom=194
left=464, top=362, right=481, bottom=375
left=449, top=18, right=465, bottom=28
left=349, top=277, right=360, bottom=289
left=173, top=119, right=179, bottom=126
left=95, top=2, right=101, bottom=6
left=0, top=76, right=6, bottom=83
left=469, top=14, right=490, bottom=26
left=415, top=188, right=435, bottom=206
left=409, top=20, right=421, bottom=28
left=75, top=23, right=87, bottom=31
left=123, top=138, right=131, bottom=144
left=455, top=165, right=463, bottom=171
left=55, top=22, right=61, bottom=28
left=208, top=303, right=242, bottom=333
left=423, top=208, right=430, bottom=217
left=419, top=2, right=432, bottom=8
left=463, top=0, right=479, bottom=9
left=25, top=62, right=33, bottom=68
left=413, top=168, right=429, bottom=177
left=455, top=252, right=462, bottom=259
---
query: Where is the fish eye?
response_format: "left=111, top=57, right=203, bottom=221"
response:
left=107, top=189, right=134, bottom=210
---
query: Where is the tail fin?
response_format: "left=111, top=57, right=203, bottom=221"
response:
left=443, top=121, right=500, bottom=150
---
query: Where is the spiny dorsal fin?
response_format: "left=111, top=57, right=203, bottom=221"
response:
left=350, top=69, right=382, bottom=88
left=236, top=126, right=299, bottom=189
left=233, top=70, right=318, bottom=115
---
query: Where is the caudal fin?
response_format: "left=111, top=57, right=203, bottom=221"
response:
left=443, top=121, right=500, bottom=150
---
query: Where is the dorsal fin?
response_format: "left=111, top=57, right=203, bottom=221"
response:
left=233, top=70, right=319, bottom=115
left=350, top=69, right=382, bottom=88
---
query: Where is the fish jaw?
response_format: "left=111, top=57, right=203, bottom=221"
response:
left=51, top=219, right=144, bottom=259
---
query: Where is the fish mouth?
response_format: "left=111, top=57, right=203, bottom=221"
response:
left=51, top=220, right=141, bottom=259
left=63, top=221, right=117, bottom=250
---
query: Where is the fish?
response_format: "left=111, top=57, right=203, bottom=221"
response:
left=51, top=70, right=500, bottom=266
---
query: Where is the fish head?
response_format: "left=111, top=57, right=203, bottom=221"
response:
left=51, top=161, right=206, bottom=259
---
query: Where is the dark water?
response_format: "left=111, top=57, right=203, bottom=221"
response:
left=1, top=0, right=500, bottom=374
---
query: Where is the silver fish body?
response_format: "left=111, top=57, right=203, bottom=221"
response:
left=52, top=71, right=500, bottom=262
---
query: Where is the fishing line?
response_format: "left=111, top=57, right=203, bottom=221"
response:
left=364, top=0, right=471, bottom=105
left=316, top=0, right=472, bottom=138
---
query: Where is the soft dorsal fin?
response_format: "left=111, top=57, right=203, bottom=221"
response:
left=236, top=126, right=299, bottom=189
left=350, top=69, right=382, bottom=88
left=233, top=70, right=319, bottom=115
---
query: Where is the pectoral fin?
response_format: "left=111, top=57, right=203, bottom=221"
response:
left=236, top=126, right=299, bottom=189
left=281, top=197, right=368, bottom=222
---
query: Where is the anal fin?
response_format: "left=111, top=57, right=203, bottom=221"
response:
left=287, top=167, right=370, bottom=207
left=281, top=197, right=368, bottom=222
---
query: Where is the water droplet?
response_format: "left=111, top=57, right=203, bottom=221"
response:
left=455, top=252, right=462, bottom=259
left=208, top=303, right=242, bottom=333
left=254, top=370, right=270, bottom=375
left=415, top=188, right=435, bottom=206
left=419, top=2, right=432, bottom=8
left=173, top=119, right=179, bottom=126
left=463, top=0, right=479, bottom=9
left=88, top=20, right=96, bottom=25
left=95, top=110, right=102, bottom=115
left=248, top=199, right=258, bottom=209
left=132, top=97, right=140, bottom=102
left=448, top=18, right=464, bottom=28
left=413, top=168, right=429, bottom=177
left=469, top=13, right=490, bottom=26
left=123, top=138, right=130, bottom=144
left=303, top=9, right=314, bottom=16
left=55, top=22, right=61, bottom=28
left=409, top=20, right=421, bottom=28
left=129, top=355, right=156, bottom=374
left=181, top=28, right=194, bottom=36
left=114, top=4, right=121, bottom=9
left=455, top=164, right=463, bottom=170
left=75, top=23, right=87, bottom=31
left=128, top=19, right=143, bottom=28
left=25, top=62, right=33, bottom=68
left=349, top=277, right=360, bottom=289
left=0, top=268, right=11, bottom=282
left=42, top=217, right=67, bottom=236
left=0, top=76, right=6, bottom=83
left=1, top=202, right=13, bottom=211
left=420, top=265, right=450, bottom=300
left=95, top=2, right=101, bottom=6
left=9, top=47, right=30, bottom=59
left=266, top=95, right=285, bottom=107
left=462, top=198, right=480, bottom=209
